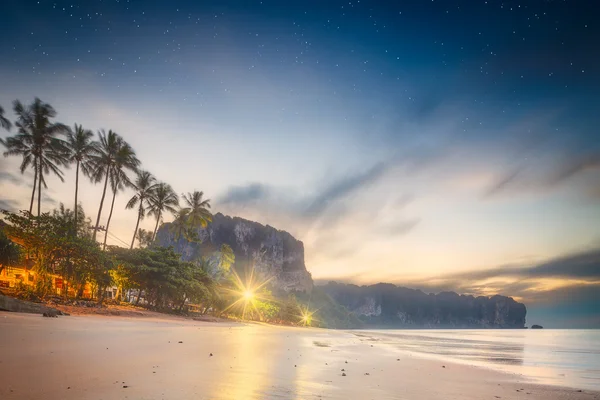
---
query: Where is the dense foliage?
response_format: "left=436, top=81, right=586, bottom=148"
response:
left=1, top=207, right=109, bottom=298
left=109, top=246, right=214, bottom=311
left=0, top=228, right=22, bottom=274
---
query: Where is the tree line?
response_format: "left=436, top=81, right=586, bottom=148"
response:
left=0, top=98, right=211, bottom=248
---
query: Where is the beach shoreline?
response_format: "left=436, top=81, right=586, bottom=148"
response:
left=0, top=312, right=596, bottom=400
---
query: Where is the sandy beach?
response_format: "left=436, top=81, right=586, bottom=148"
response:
left=0, top=313, right=596, bottom=400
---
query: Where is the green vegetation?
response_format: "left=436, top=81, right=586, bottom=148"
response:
left=1, top=98, right=70, bottom=216
left=65, top=124, right=98, bottom=228
left=0, top=229, right=21, bottom=275
left=126, top=170, right=158, bottom=248
left=0, top=97, right=358, bottom=327
left=147, top=182, right=179, bottom=241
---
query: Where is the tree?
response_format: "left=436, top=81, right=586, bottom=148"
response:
left=135, top=228, right=154, bottom=248
left=89, top=130, right=139, bottom=242
left=169, top=208, right=202, bottom=242
left=109, top=246, right=215, bottom=311
left=1, top=99, right=69, bottom=216
left=148, top=182, right=179, bottom=241
left=0, top=105, right=12, bottom=131
left=66, top=124, right=98, bottom=228
left=215, top=244, right=235, bottom=278
left=125, top=170, right=157, bottom=248
left=2, top=206, right=104, bottom=299
left=169, top=191, right=212, bottom=243
left=0, top=229, right=21, bottom=275
left=102, top=168, right=126, bottom=250
left=102, top=140, right=137, bottom=250
left=181, top=190, right=212, bottom=230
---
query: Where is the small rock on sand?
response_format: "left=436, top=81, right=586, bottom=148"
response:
left=43, top=311, right=59, bottom=318
left=342, top=373, right=347, bottom=377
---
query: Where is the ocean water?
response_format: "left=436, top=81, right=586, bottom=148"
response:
left=358, top=329, right=600, bottom=391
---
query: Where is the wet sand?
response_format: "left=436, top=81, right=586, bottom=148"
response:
left=0, top=313, right=596, bottom=400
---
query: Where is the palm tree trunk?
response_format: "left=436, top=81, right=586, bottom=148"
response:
left=130, top=205, right=143, bottom=249
left=152, top=211, right=161, bottom=242
left=102, top=189, right=117, bottom=250
left=93, top=171, right=110, bottom=241
left=29, top=160, right=37, bottom=215
left=37, top=163, right=42, bottom=217
left=74, top=161, right=80, bottom=233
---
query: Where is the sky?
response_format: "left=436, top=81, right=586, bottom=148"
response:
left=1, top=0, right=599, bottom=328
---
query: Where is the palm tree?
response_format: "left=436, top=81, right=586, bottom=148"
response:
left=1, top=131, right=36, bottom=212
left=0, top=105, right=12, bottom=131
left=136, top=228, right=154, bottom=249
left=101, top=171, right=126, bottom=250
left=66, top=124, right=98, bottom=227
left=102, top=141, right=137, bottom=250
left=89, top=130, right=139, bottom=242
left=1, top=99, right=69, bottom=216
left=216, top=244, right=235, bottom=277
left=125, top=170, right=157, bottom=248
left=148, top=182, right=179, bottom=241
left=169, top=207, right=191, bottom=241
left=181, top=190, right=212, bottom=229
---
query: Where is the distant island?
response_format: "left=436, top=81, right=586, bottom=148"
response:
left=531, top=324, right=544, bottom=329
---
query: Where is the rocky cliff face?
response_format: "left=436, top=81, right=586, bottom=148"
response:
left=321, top=282, right=527, bottom=328
left=156, top=213, right=313, bottom=293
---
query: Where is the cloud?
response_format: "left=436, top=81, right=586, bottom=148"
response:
left=218, top=183, right=270, bottom=206
left=0, top=171, right=25, bottom=186
left=551, top=152, right=600, bottom=184
left=484, top=149, right=600, bottom=200
left=304, top=162, right=388, bottom=217
left=450, top=248, right=600, bottom=281
left=0, top=198, right=21, bottom=211
left=217, top=160, right=397, bottom=221
left=42, top=194, right=58, bottom=206
left=378, top=218, right=421, bottom=236
left=484, top=167, right=523, bottom=197
left=381, top=247, right=600, bottom=306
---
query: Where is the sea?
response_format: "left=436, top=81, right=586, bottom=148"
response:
left=358, top=329, right=600, bottom=391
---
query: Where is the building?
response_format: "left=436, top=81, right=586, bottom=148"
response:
left=0, top=266, right=94, bottom=298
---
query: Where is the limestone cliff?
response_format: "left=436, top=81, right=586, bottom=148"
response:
left=321, top=282, right=527, bottom=328
left=156, top=213, right=313, bottom=293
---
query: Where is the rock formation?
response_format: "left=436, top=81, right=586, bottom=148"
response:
left=156, top=213, right=313, bottom=293
left=321, top=282, right=527, bottom=328
left=0, top=293, right=64, bottom=316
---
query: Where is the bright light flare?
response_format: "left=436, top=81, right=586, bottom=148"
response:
left=300, top=308, right=314, bottom=326
left=219, top=267, right=274, bottom=321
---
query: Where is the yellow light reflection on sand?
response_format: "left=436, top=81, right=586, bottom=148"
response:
left=215, top=326, right=271, bottom=399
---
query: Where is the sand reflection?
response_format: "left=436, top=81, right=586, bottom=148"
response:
left=208, top=325, right=275, bottom=399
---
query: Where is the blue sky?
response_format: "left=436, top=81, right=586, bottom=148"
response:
left=1, top=0, right=599, bottom=327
